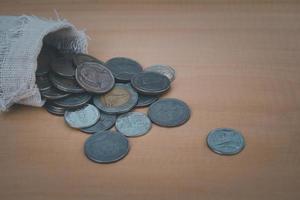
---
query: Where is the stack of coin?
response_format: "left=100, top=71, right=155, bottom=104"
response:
left=36, top=46, right=191, bottom=164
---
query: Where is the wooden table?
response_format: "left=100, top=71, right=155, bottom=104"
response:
left=1, top=1, right=300, bottom=199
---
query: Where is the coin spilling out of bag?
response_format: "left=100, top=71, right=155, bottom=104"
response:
left=37, top=45, right=243, bottom=164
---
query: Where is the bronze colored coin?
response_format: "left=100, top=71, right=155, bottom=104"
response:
left=73, top=53, right=104, bottom=66
left=75, top=62, right=115, bottom=93
left=93, top=83, right=138, bottom=114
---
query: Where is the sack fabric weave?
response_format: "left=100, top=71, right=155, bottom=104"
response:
left=0, top=15, right=88, bottom=111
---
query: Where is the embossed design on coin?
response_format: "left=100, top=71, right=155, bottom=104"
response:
left=207, top=128, right=245, bottom=155
left=131, top=72, right=170, bottom=95
left=105, top=57, right=143, bottom=82
left=93, top=83, right=138, bottom=114
left=136, top=94, right=159, bottom=107
left=49, top=72, right=85, bottom=93
left=84, top=131, right=130, bottom=163
left=75, top=62, right=115, bottom=93
left=64, top=104, right=100, bottom=129
left=73, top=53, right=104, bottom=66
left=148, top=98, right=190, bottom=127
left=80, top=112, right=116, bottom=134
left=41, top=87, right=70, bottom=100
left=52, top=93, right=91, bottom=108
left=145, top=64, right=176, bottom=82
left=116, top=112, right=152, bottom=137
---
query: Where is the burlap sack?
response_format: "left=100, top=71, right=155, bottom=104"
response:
left=0, top=15, right=88, bottom=111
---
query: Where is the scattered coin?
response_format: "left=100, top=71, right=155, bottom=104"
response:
left=145, top=64, right=176, bottom=82
left=44, top=102, right=66, bottom=116
left=51, top=55, right=76, bottom=78
left=105, top=57, right=143, bottom=82
left=148, top=98, right=190, bottom=127
left=41, top=87, right=70, bottom=100
left=36, top=75, right=52, bottom=91
left=75, top=62, right=115, bottom=93
left=207, top=128, right=245, bottom=155
left=52, top=93, right=92, bottom=109
left=116, top=112, right=152, bottom=137
left=136, top=94, right=159, bottom=107
left=64, top=104, right=100, bottom=129
left=131, top=71, right=170, bottom=95
left=84, top=131, right=130, bottom=163
left=93, top=83, right=138, bottom=114
left=80, top=112, right=116, bottom=134
left=49, top=72, right=85, bottom=93
left=73, top=53, right=104, bottom=66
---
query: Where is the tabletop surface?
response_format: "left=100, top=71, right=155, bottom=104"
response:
left=1, top=1, right=300, bottom=200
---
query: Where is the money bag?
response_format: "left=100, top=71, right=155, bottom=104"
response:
left=0, top=15, right=88, bottom=111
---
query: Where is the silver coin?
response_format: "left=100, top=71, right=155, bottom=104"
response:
left=36, top=75, right=51, bottom=91
left=207, top=128, right=245, bottom=155
left=41, top=86, right=70, bottom=100
left=80, top=112, right=116, bottom=134
left=64, top=104, right=100, bottom=129
left=148, top=98, right=190, bottom=127
left=51, top=54, right=76, bottom=78
left=93, top=83, right=138, bottom=114
left=84, top=131, right=130, bottom=163
left=116, top=112, right=152, bottom=137
left=145, top=64, right=176, bottom=82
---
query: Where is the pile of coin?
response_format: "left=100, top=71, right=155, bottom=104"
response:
left=36, top=45, right=192, bottom=163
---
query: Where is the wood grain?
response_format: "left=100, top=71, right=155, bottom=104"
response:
left=0, top=1, right=300, bottom=200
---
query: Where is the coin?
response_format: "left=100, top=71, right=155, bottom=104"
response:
left=64, top=104, right=100, bottom=129
left=73, top=53, right=104, bottom=66
left=105, top=57, right=143, bottom=82
left=131, top=71, right=170, bottom=95
left=75, top=62, right=115, bottom=93
left=84, top=130, right=129, bottom=163
left=136, top=94, right=159, bottom=107
left=36, top=75, right=51, bottom=91
left=41, top=87, right=70, bottom=100
left=49, top=72, right=85, bottom=93
left=51, top=54, right=76, bottom=78
left=116, top=112, right=152, bottom=137
left=93, top=83, right=138, bottom=114
left=148, top=98, right=190, bottom=127
left=44, top=102, right=66, bottom=116
left=52, top=93, right=91, bottom=108
left=207, top=128, right=245, bottom=155
left=145, top=64, right=176, bottom=82
left=80, top=112, right=116, bottom=134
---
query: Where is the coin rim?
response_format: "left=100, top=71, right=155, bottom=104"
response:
left=206, top=128, right=245, bottom=155
left=136, top=94, right=159, bottom=107
left=52, top=93, right=92, bottom=108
